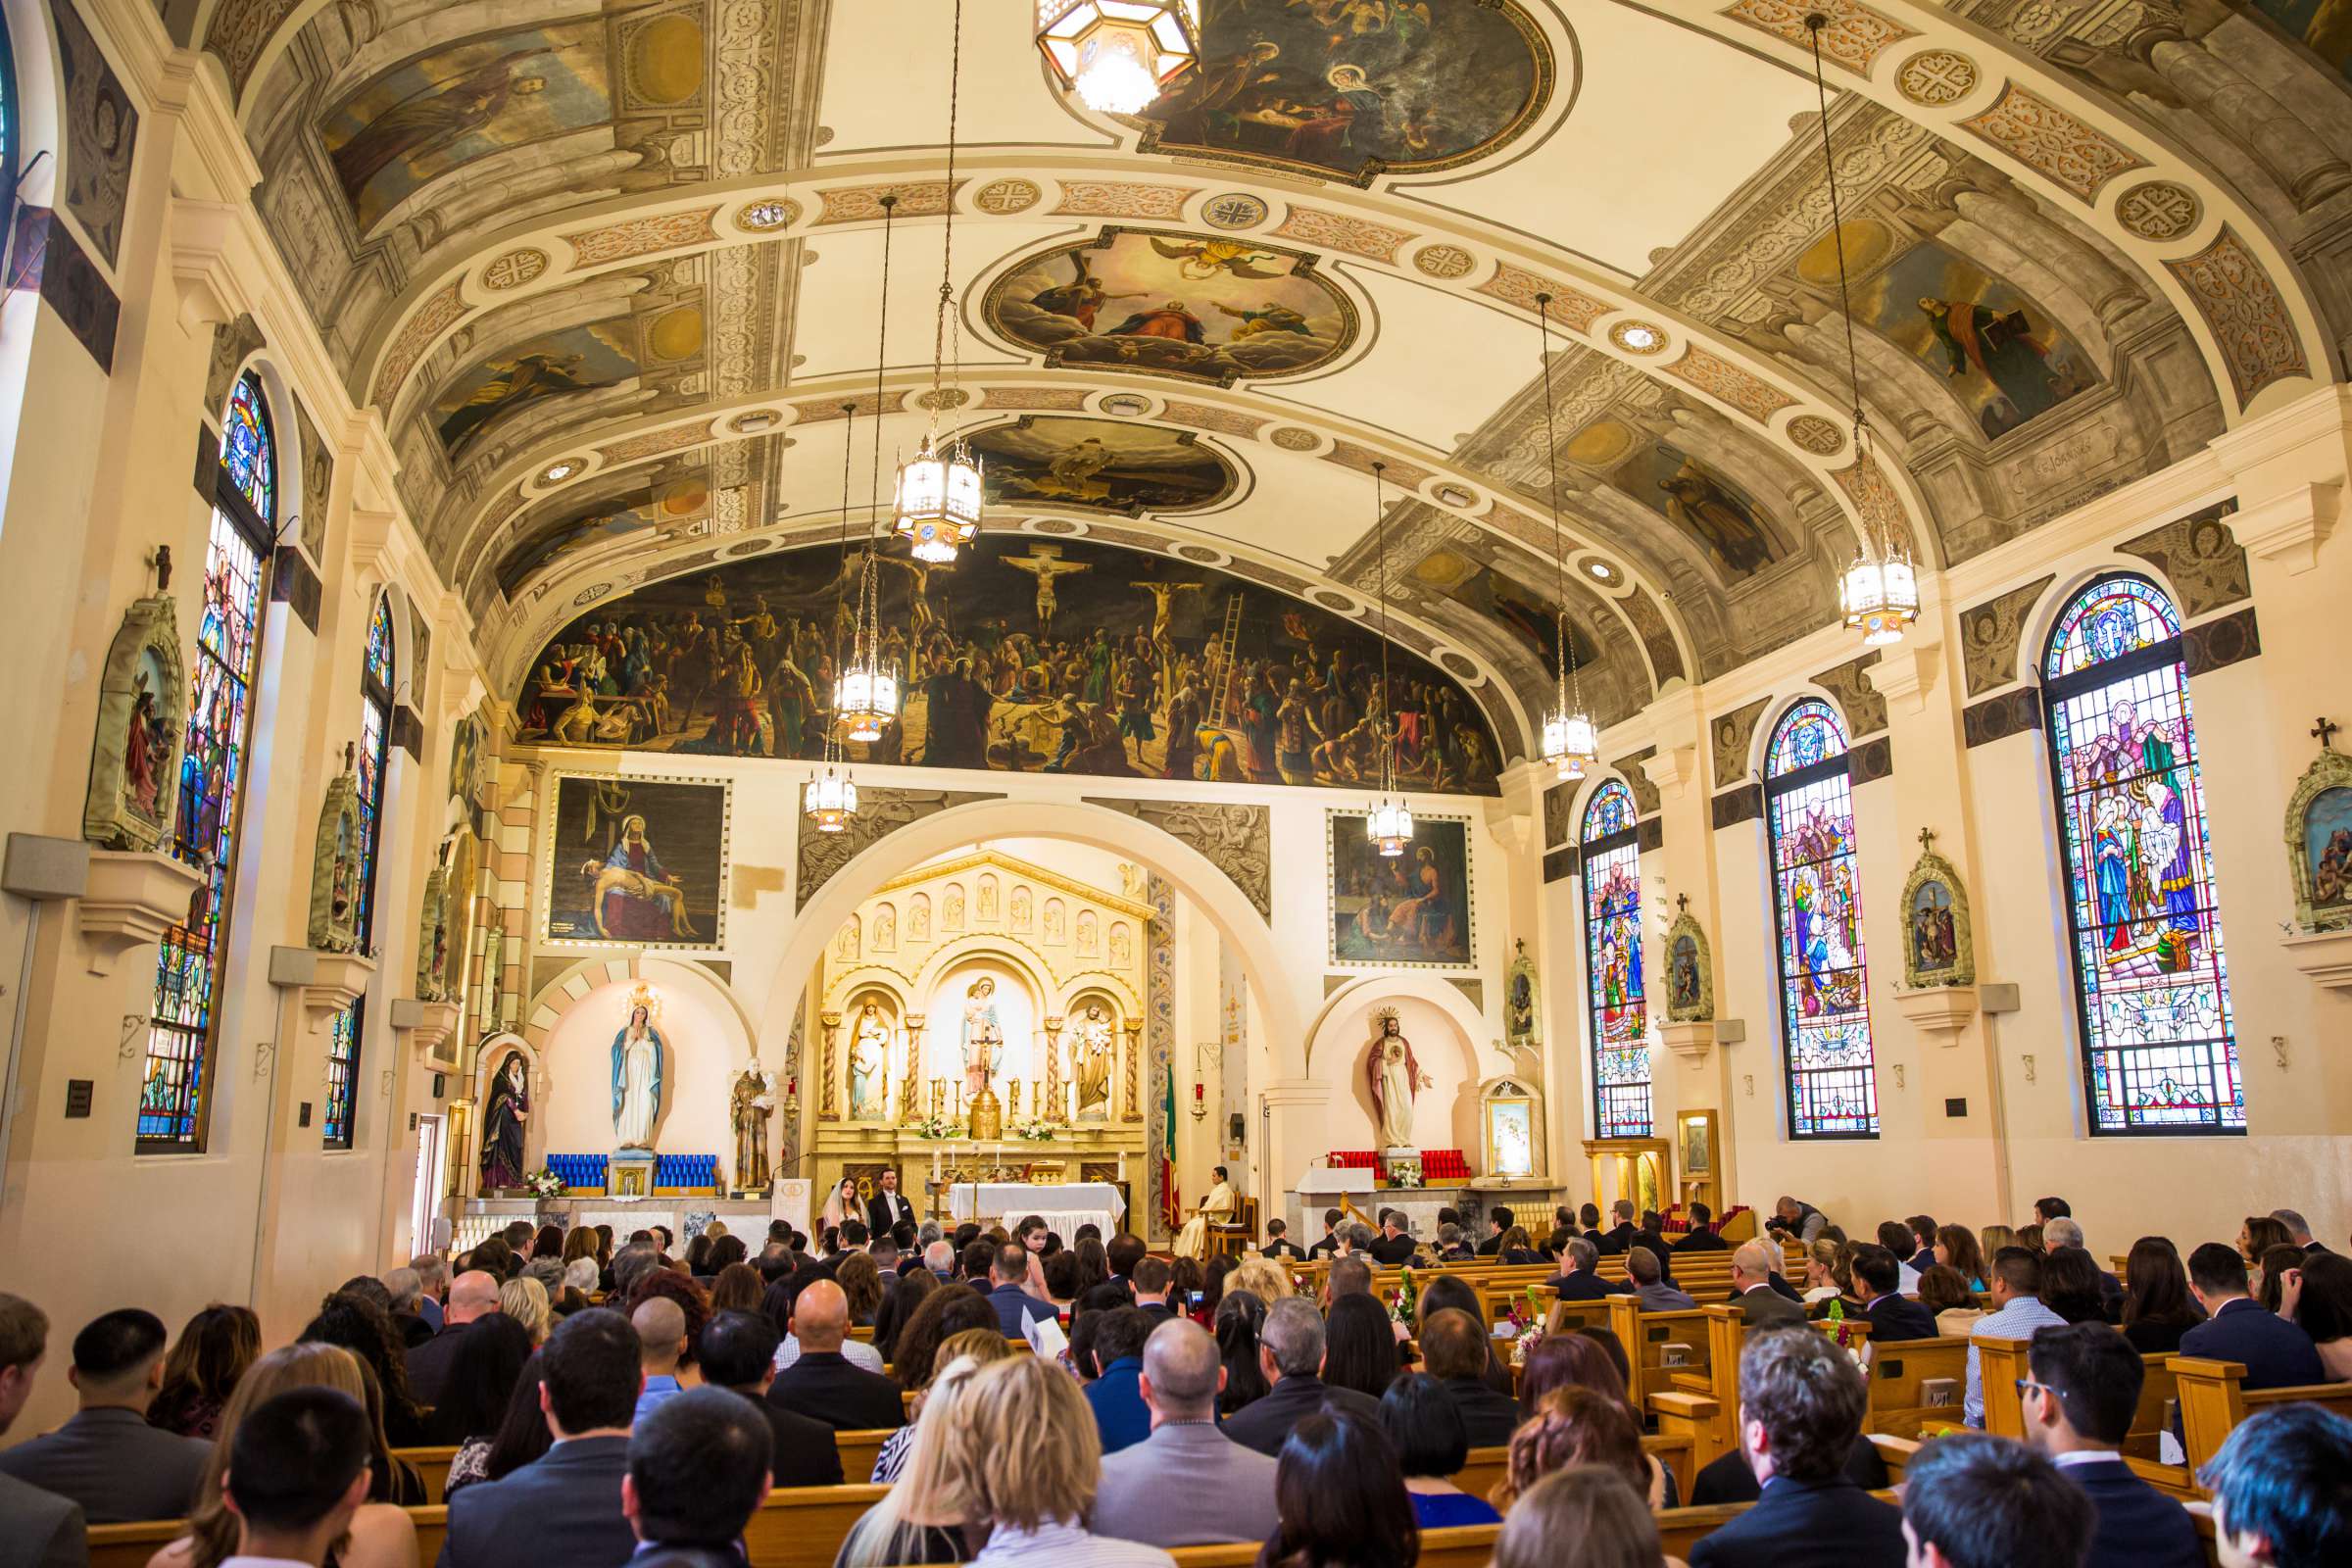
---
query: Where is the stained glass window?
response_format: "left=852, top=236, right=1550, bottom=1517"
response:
left=142, top=372, right=275, bottom=1152
left=2042, top=575, right=2242, bottom=1134
left=325, top=595, right=396, bottom=1150
left=1581, top=780, right=1650, bottom=1138
left=1765, top=699, right=1879, bottom=1139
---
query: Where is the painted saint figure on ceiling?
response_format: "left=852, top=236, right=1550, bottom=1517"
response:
left=328, top=48, right=554, bottom=209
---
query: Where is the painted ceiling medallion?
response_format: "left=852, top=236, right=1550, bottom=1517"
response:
left=973, top=178, right=1044, bottom=215
left=480, top=248, right=549, bottom=291
left=1785, top=415, right=1846, bottom=456
left=1895, top=49, right=1980, bottom=108
left=1434, top=483, right=1476, bottom=508
left=2116, top=180, right=2202, bottom=242
left=735, top=197, right=801, bottom=231
left=1413, top=244, right=1477, bottom=280
left=1202, top=193, right=1270, bottom=230
left=539, top=458, right=584, bottom=483
left=1269, top=426, right=1322, bottom=452
left=1583, top=559, right=1621, bottom=585
left=728, top=411, right=782, bottom=433
left=1101, top=393, right=1153, bottom=416
left=1608, top=319, right=1668, bottom=355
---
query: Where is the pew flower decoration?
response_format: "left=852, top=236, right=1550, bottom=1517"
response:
left=1392, top=1265, right=1419, bottom=1327
left=523, top=1167, right=566, bottom=1200
left=1823, top=1298, right=1868, bottom=1369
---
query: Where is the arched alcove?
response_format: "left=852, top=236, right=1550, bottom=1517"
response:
left=1307, top=973, right=1490, bottom=1158
left=526, top=956, right=758, bottom=1163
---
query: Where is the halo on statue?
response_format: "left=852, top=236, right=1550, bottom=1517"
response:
left=627, top=980, right=664, bottom=1022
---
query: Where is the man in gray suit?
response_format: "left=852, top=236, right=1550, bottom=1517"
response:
left=1730, top=1242, right=1807, bottom=1327
left=0, top=1306, right=206, bottom=1523
left=1094, top=1320, right=1280, bottom=1546
left=0, top=1295, right=84, bottom=1568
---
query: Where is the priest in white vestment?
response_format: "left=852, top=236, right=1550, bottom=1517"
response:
left=1173, top=1165, right=1237, bottom=1259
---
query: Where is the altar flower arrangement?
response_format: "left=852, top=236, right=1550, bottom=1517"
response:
left=913, top=1113, right=961, bottom=1140
left=1383, top=1155, right=1424, bottom=1188
left=523, top=1167, right=566, bottom=1200
left=1007, top=1119, right=1059, bottom=1142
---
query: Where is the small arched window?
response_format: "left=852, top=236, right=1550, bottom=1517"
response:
left=2040, top=574, right=2241, bottom=1133
left=1764, top=699, right=1879, bottom=1139
left=1580, top=780, right=1650, bottom=1138
left=142, top=371, right=276, bottom=1152
left=325, top=594, right=397, bottom=1150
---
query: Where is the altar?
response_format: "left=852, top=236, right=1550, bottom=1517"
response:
left=943, top=1179, right=1124, bottom=1239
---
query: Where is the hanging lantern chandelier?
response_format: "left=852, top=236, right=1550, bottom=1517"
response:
left=807, top=403, right=864, bottom=833
left=1034, top=0, right=1201, bottom=115
left=1802, top=13, right=1920, bottom=647
left=1363, top=462, right=1414, bottom=858
left=895, top=0, right=985, bottom=565
left=1532, top=293, right=1599, bottom=781
left=835, top=198, right=903, bottom=743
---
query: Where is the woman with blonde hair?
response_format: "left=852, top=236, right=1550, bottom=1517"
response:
left=834, top=1349, right=993, bottom=1567
left=146, top=1344, right=418, bottom=1568
left=939, top=1354, right=1174, bottom=1567
left=1978, top=1224, right=2019, bottom=1268
left=1492, top=1467, right=1673, bottom=1568
left=499, top=1275, right=553, bottom=1345
left=867, top=1328, right=1019, bottom=1485
left=1226, top=1255, right=1296, bottom=1303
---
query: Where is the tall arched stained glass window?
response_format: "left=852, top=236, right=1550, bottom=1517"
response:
left=1581, top=781, right=1650, bottom=1138
left=325, top=595, right=396, bottom=1150
left=143, top=372, right=276, bottom=1152
left=1764, top=699, right=1879, bottom=1139
left=2041, top=575, right=2242, bottom=1134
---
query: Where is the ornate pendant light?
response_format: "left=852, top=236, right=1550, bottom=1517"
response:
left=1803, top=13, right=1920, bottom=647
left=1532, top=293, right=1598, bottom=781
left=806, top=402, right=863, bottom=833
left=895, top=0, right=985, bottom=565
left=1035, top=0, right=1201, bottom=115
left=1363, top=462, right=1414, bottom=858
left=835, top=197, right=903, bottom=743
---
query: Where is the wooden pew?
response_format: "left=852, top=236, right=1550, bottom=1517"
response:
left=2172, top=1356, right=2352, bottom=1474
left=1971, top=1338, right=2197, bottom=1496
left=1165, top=1526, right=1500, bottom=1568
left=1642, top=1304, right=1875, bottom=1476
left=1860, top=1337, right=1969, bottom=1438
left=741, top=1483, right=891, bottom=1568
left=394, top=1445, right=461, bottom=1504
left=835, top=1428, right=893, bottom=1484
left=1605, top=1298, right=1712, bottom=1417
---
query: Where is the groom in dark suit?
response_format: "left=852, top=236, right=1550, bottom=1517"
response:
left=864, top=1168, right=915, bottom=1237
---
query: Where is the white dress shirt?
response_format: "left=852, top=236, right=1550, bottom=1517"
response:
left=771, top=1334, right=884, bottom=1373
left=1963, top=1294, right=2068, bottom=1427
left=971, top=1520, right=1174, bottom=1568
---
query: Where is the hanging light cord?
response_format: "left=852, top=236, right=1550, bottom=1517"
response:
left=1534, top=294, right=1573, bottom=720
left=927, top=0, right=965, bottom=432
left=858, top=195, right=898, bottom=674
left=827, top=400, right=858, bottom=761
left=1806, top=17, right=1869, bottom=459
left=1372, top=461, right=1394, bottom=797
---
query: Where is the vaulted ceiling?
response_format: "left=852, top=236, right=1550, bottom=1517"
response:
left=196, top=0, right=2350, bottom=756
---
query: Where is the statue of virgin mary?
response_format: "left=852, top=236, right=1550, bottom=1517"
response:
left=612, top=1001, right=666, bottom=1150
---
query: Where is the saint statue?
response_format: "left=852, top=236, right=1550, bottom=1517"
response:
left=479, top=1051, right=528, bottom=1193
left=1072, top=1004, right=1115, bottom=1120
left=848, top=1002, right=890, bottom=1119
left=612, top=1002, right=666, bottom=1150
left=1365, top=1011, right=1430, bottom=1152
left=729, top=1058, right=776, bottom=1193
left=959, top=977, right=1004, bottom=1097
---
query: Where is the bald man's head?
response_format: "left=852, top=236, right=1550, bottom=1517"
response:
left=447, top=1270, right=501, bottom=1324
left=790, top=1279, right=848, bottom=1351
left=1140, top=1319, right=1223, bottom=1422
left=633, top=1297, right=686, bottom=1374
left=1732, top=1241, right=1776, bottom=1289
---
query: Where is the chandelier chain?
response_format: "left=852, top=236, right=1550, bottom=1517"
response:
left=858, top=196, right=898, bottom=675
left=1372, top=460, right=1394, bottom=798
left=1534, top=294, right=1575, bottom=721
left=928, top=0, right=965, bottom=429
left=827, top=400, right=858, bottom=764
left=1807, top=19, right=1874, bottom=499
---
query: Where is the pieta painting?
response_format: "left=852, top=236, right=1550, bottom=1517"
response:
left=1328, top=812, right=1473, bottom=967
left=1899, top=837, right=1977, bottom=989
left=1662, top=907, right=1714, bottom=1024
left=83, top=582, right=186, bottom=853
left=2283, top=744, right=2352, bottom=931
left=308, top=744, right=363, bottom=953
left=543, top=773, right=729, bottom=949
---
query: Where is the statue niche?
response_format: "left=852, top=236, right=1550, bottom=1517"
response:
left=415, top=850, right=451, bottom=1002
left=83, top=554, right=186, bottom=854
left=1365, top=1008, right=1431, bottom=1152
left=309, top=743, right=363, bottom=953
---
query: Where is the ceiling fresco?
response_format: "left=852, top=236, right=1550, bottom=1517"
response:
left=176, top=0, right=2352, bottom=760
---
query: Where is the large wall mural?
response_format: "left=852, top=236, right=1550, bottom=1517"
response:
left=1135, top=0, right=1551, bottom=182
left=513, top=534, right=1505, bottom=794
left=966, top=417, right=1239, bottom=515
left=318, top=18, right=623, bottom=232
left=985, top=229, right=1355, bottom=385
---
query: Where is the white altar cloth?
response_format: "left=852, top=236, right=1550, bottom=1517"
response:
left=946, top=1180, right=1125, bottom=1238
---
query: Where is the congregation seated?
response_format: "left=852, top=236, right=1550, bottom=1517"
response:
left=1730, top=1243, right=1807, bottom=1326
left=1221, top=1298, right=1379, bottom=1457
left=429, top=1312, right=533, bottom=1491
left=1553, top=1236, right=1633, bottom=1300
left=1096, top=1320, right=1280, bottom=1545
left=1919, top=1265, right=1984, bottom=1338
left=0, top=1308, right=208, bottom=1524
left=951, top=1353, right=1176, bottom=1568
left=766, top=1282, right=906, bottom=1433
left=0, top=1296, right=87, bottom=1568
left=148, top=1308, right=260, bottom=1445
left=622, top=1389, right=774, bottom=1568
left=1516, top=1333, right=1676, bottom=1508
left=1492, top=1468, right=1668, bottom=1568
left=633, top=1298, right=691, bottom=1424
left=1596, top=1200, right=1641, bottom=1256
left=1370, top=1212, right=1419, bottom=1266
left=1381, top=1370, right=1500, bottom=1528
left=1626, top=1245, right=1695, bottom=1311
left=1965, top=1249, right=2069, bottom=1428
left=404, top=1273, right=501, bottom=1410
left=1257, top=1219, right=1306, bottom=1262
left=1850, top=1246, right=1936, bottom=1343
left=2180, top=1241, right=2325, bottom=1392
left=1689, top=1326, right=1904, bottom=1568
left=2199, top=1404, right=2352, bottom=1568
left=1081, top=1306, right=1156, bottom=1455
left=1417, top=1308, right=1519, bottom=1447
left=212, top=1387, right=382, bottom=1568
left=1259, top=1409, right=1419, bottom=1568
left=1673, top=1203, right=1730, bottom=1253
left=1900, top=1432, right=2093, bottom=1568
left=2117, top=1236, right=2204, bottom=1354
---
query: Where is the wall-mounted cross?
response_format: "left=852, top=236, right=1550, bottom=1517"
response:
left=1917, top=826, right=1936, bottom=853
left=2316, top=716, right=2340, bottom=753
left=1676, top=893, right=1690, bottom=915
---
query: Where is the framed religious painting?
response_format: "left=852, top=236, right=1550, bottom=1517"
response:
left=2284, top=745, right=2352, bottom=932
left=541, top=772, right=730, bottom=949
left=1898, top=838, right=1977, bottom=989
left=1326, top=810, right=1474, bottom=968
